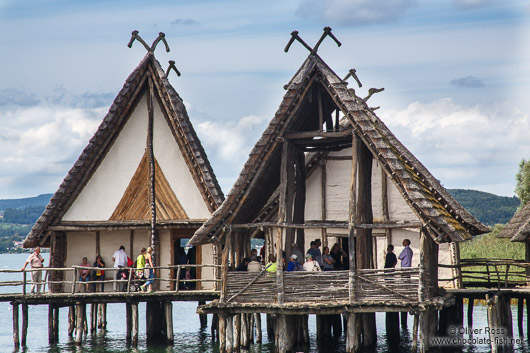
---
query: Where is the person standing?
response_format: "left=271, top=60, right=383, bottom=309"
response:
left=384, top=244, right=398, bottom=269
left=20, top=246, right=45, bottom=294
left=398, top=239, right=413, bottom=268
left=141, top=247, right=155, bottom=293
left=112, top=245, right=128, bottom=291
left=92, top=255, right=106, bottom=292
left=78, top=257, right=91, bottom=292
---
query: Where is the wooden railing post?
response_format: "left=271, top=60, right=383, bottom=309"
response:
left=175, top=266, right=181, bottom=293
left=127, top=267, right=133, bottom=294
left=72, top=267, right=77, bottom=294
left=22, top=270, right=26, bottom=296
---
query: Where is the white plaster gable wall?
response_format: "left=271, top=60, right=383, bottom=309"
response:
left=63, top=95, right=149, bottom=221
left=152, top=99, right=210, bottom=219
left=304, top=166, right=322, bottom=221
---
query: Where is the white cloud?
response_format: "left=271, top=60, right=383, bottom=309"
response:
left=382, top=98, right=530, bottom=196
left=296, top=0, right=416, bottom=26
left=453, top=0, right=496, bottom=10
left=0, top=103, right=102, bottom=198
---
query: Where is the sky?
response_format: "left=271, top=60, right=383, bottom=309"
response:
left=1, top=0, right=530, bottom=199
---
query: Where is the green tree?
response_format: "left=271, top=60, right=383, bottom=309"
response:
left=515, top=159, right=530, bottom=207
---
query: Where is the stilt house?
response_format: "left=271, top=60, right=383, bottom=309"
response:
left=23, top=51, right=224, bottom=292
left=189, top=50, right=488, bottom=351
left=497, top=201, right=530, bottom=261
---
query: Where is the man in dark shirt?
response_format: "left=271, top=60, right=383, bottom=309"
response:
left=384, top=244, right=398, bottom=269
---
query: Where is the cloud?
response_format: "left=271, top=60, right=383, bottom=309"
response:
left=383, top=98, right=530, bottom=196
left=450, top=76, right=485, bottom=88
left=45, top=87, right=115, bottom=108
left=295, top=0, right=416, bottom=26
left=0, top=102, right=103, bottom=198
left=171, top=18, right=199, bottom=26
left=0, top=88, right=40, bottom=107
left=453, top=0, right=496, bottom=10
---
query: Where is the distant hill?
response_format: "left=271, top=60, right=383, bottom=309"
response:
left=447, top=189, right=520, bottom=226
left=0, top=194, right=52, bottom=212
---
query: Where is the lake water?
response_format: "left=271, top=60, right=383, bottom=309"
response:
left=0, top=253, right=528, bottom=352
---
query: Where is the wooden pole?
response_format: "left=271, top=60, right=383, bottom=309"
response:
left=321, top=162, right=327, bottom=248
left=381, top=167, right=391, bottom=247
left=255, top=313, right=262, bottom=343
left=345, top=313, right=360, bottom=353
left=226, top=315, right=234, bottom=353
left=75, top=303, right=84, bottom=345
left=132, top=302, right=139, bottom=347
left=412, top=313, right=419, bottom=353
left=241, top=313, right=249, bottom=349
left=221, top=232, right=230, bottom=303
left=219, top=315, right=227, bottom=353
left=199, top=300, right=207, bottom=328
left=233, top=314, right=240, bottom=352
left=48, top=304, right=55, bottom=344
left=518, top=297, right=524, bottom=337
left=22, top=303, right=28, bottom=346
left=147, top=75, right=158, bottom=267
left=294, top=147, right=306, bottom=252
left=12, top=303, right=19, bottom=347
left=98, top=303, right=107, bottom=329
left=126, top=302, right=132, bottom=341
left=348, top=133, right=359, bottom=303
left=467, top=298, right=474, bottom=327
left=68, top=305, right=75, bottom=336
left=53, top=305, right=59, bottom=344
left=165, top=301, right=174, bottom=344
left=90, top=303, right=97, bottom=333
left=274, top=315, right=296, bottom=353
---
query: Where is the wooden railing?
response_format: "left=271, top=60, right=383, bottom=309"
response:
left=225, top=268, right=420, bottom=304
left=0, top=264, right=221, bottom=296
left=439, top=258, right=530, bottom=289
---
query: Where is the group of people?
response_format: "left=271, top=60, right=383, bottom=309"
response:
left=236, top=238, right=414, bottom=274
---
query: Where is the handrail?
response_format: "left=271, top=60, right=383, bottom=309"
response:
left=0, top=264, right=221, bottom=296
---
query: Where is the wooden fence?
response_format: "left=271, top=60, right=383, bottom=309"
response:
left=225, top=268, right=420, bottom=304
left=0, top=264, right=220, bottom=296
left=439, top=258, right=530, bottom=289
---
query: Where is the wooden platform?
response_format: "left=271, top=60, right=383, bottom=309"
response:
left=1, top=290, right=219, bottom=305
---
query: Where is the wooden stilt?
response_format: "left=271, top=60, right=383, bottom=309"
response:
left=199, top=300, right=207, bottom=328
left=226, top=315, right=234, bottom=353
left=146, top=301, right=165, bottom=342
left=83, top=304, right=88, bottom=335
left=274, top=315, right=296, bottom=353
left=419, top=310, right=437, bottom=353
left=75, top=303, right=84, bottom=345
left=219, top=315, right=227, bottom=353
left=467, top=298, right=474, bottom=328
left=90, top=303, right=97, bottom=333
left=255, top=313, right=262, bottom=343
left=132, top=302, right=139, bottom=347
left=400, top=311, right=407, bottom=328
left=412, top=313, right=419, bottom=353
left=241, top=313, right=249, bottom=349
left=22, top=303, right=28, bottom=346
left=385, top=312, right=400, bottom=343
left=126, top=302, right=132, bottom=341
left=345, top=313, right=360, bottom=353
left=12, top=303, right=19, bottom=347
left=527, top=297, right=530, bottom=340
left=487, top=293, right=513, bottom=353
left=165, top=301, right=173, bottom=344
left=518, top=298, right=524, bottom=337
left=48, top=304, right=55, bottom=344
left=211, top=313, right=219, bottom=341
left=249, top=313, right=255, bottom=343
left=266, top=314, right=275, bottom=341
left=68, top=305, right=75, bottom=337
left=53, top=306, right=59, bottom=343
left=233, top=314, right=240, bottom=352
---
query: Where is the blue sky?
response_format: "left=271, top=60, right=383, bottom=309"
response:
left=1, top=0, right=529, bottom=199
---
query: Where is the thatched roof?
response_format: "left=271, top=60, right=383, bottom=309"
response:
left=497, top=202, right=530, bottom=242
left=189, top=53, right=489, bottom=246
left=24, top=53, right=224, bottom=248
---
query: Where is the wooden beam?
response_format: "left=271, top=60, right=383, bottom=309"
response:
left=284, top=129, right=352, bottom=139
left=147, top=76, right=158, bottom=267
left=293, top=147, right=306, bottom=252
left=321, top=161, right=327, bottom=248
left=229, top=221, right=422, bottom=230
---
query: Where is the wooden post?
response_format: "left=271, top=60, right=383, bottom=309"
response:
left=22, top=303, right=28, bottom=346
left=321, top=162, right=327, bottom=248
left=220, top=230, right=230, bottom=303
left=274, top=315, right=296, bottom=353
left=22, top=271, right=26, bottom=296
left=219, top=315, right=227, bottom=353
left=356, top=137, right=376, bottom=347
left=132, top=302, right=139, bottom=347
left=467, top=298, right=474, bottom=327
left=211, top=313, right=219, bottom=341
left=48, top=304, right=55, bottom=344
left=75, top=303, right=84, bottom=345
left=385, top=312, right=400, bottom=344
left=412, top=313, right=419, bottom=353
left=146, top=301, right=165, bottom=342
left=72, top=268, right=77, bottom=294
left=486, top=293, right=513, bottom=353
left=147, top=76, right=158, bottom=268
left=294, top=147, right=306, bottom=252
left=401, top=312, right=408, bottom=328
left=54, top=305, right=59, bottom=343
left=255, top=313, right=262, bottom=343
left=68, top=305, right=75, bottom=336
left=241, top=313, right=249, bottom=349
left=165, top=301, right=174, bottom=344
left=226, top=315, right=234, bottom=353
left=233, top=314, right=240, bottom=352
left=345, top=313, right=360, bottom=353
left=518, top=297, right=524, bottom=337
left=266, top=314, right=275, bottom=341
left=98, top=303, right=107, bottom=329
left=348, top=134, right=359, bottom=303
left=90, top=303, right=97, bottom=333
left=381, top=167, right=391, bottom=247
left=126, top=302, right=132, bottom=341
left=199, top=300, right=207, bottom=328
left=12, top=303, right=19, bottom=347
